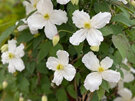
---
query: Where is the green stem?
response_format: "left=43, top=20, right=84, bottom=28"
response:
left=58, top=30, right=73, bottom=34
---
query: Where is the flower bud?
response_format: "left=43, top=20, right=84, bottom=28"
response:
left=90, top=46, right=99, bottom=52
left=2, top=81, right=8, bottom=89
left=71, top=0, right=79, bottom=5
left=42, top=95, right=47, bottom=101
left=52, top=34, right=60, bottom=46
left=1, top=44, right=8, bottom=52
left=19, top=97, right=24, bottom=101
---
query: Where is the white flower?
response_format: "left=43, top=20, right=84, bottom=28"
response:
left=114, top=88, right=135, bottom=101
left=23, top=0, right=39, bottom=15
left=70, top=10, right=111, bottom=46
left=118, top=0, right=128, bottom=4
left=16, top=19, right=38, bottom=35
left=27, top=0, right=68, bottom=40
left=82, top=52, right=120, bottom=92
left=1, top=39, right=25, bottom=73
left=46, top=50, right=76, bottom=86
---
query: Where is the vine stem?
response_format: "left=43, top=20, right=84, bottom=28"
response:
left=58, top=30, right=73, bottom=34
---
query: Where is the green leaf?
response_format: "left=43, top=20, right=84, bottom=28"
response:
left=56, top=88, right=67, bottom=101
left=0, top=26, right=16, bottom=46
left=112, top=34, right=135, bottom=64
left=37, top=41, right=52, bottom=62
left=67, top=85, right=77, bottom=99
left=97, top=87, right=105, bottom=100
left=101, top=80, right=109, bottom=92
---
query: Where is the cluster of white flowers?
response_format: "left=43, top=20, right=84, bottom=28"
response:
left=1, top=0, right=135, bottom=100
left=1, top=39, right=25, bottom=73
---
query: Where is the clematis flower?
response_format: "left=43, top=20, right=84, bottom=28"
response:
left=114, top=88, right=135, bottom=101
left=82, top=51, right=120, bottom=92
left=118, top=0, right=128, bottom=4
left=23, top=0, right=39, bottom=15
left=1, top=39, right=25, bottom=73
left=27, top=0, right=68, bottom=40
left=70, top=10, right=111, bottom=47
left=46, top=50, right=76, bottom=86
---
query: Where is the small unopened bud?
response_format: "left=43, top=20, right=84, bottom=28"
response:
left=42, top=95, right=47, bottom=101
left=90, top=46, right=99, bottom=52
left=2, top=81, right=8, bottom=89
left=19, top=97, right=24, bottom=101
left=52, top=34, right=60, bottom=46
left=71, top=0, right=79, bottom=5
left=1, top=44, right=8, bottom=52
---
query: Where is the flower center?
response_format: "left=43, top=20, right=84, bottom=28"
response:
left=98, top=67, right=104, bottom=72
left=84, top=22, right=91, bottom=29
left=8, top=53, right=15, bottom=59
left=56, top=64, right=64, bottom=70
left=44, top=14, right=50, bottom=20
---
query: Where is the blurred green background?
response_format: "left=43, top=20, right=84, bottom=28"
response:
left=0, top=0, right=25, bottom=33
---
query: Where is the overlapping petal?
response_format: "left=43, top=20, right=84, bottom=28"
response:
left=86, top=28, right=103, bottom=46
left=72, top=10, right=90, bottom=28
left=57, top=0, right=70, bottom=4
left=100, top=57, right=113, bottom=70
left=56, top=50, right=69, bottom=65
left=91, top=12, right=111, bottom=29
left=82, top=52, right=99, bottom=71
left=70, top=29, right=87, bottom=45
left=84, top=72, right=102, bottom=92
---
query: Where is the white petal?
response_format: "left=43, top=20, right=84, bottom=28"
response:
left=52, top=71, right=63, bottom=86
left=57, top=0, right=70, bottom=4
left=27, top=12, right=46, bottom=30
left=44, top=22, right=58, bottom=40
left=109, top=82, right=117, bottom=89
left=36, top=0, right=53, bottom=15
left=82, top=51, right=99, bottom=71
left=56, top=50, right=69, bottom=65
left=118, top=0, right=128, bottom=4
left=84, top=72, right=102, bottom=92
left=72, top=10, right=90, bottom=28
left=15, top=44, right=25, bottom=58
left=122, top=69, right=134, bottom=82
left=1, top=52, right=9, bottom=64
left=17, top=25, right=28, bottom=31
left=118, top=80, right=124, bottom=90
left=100, top=57, right=113, bottom=70
left=114, top=97, right=123, bottom=101
left=63, top=64, right=76, bottom=81
left=130, top=67, right=135, bottom=74
left=50, top=10, right=68, bottom=25
left=29, top=27, right=39, bottom=35
left=118, top=88, right=132, bottom=100
left=8, top=39, right=17, bottom=52
left=86, top=29, right=103, bottom=46
left=102, top=70, right=120, bottom=83
left=91, top=12, right=111, bottom=29
left=70, top=29, right=87, bottom=45
left=46, top=57, right=59, bottom=71
left=8, top=62, right=16, bottom=73
left=23, top=1, right=36, bottom=15
left=13, top=58, right=25, bottom=72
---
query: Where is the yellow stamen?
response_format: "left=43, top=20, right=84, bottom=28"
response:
left=56, top=64, right=64, bottom=70
left=84, top=22, right=91, bottom=29
left=8, top=53, right=15, bottom=59
left=44, top=14, right=50, bottom=20
left=98, top=67, right=104, bottom=72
